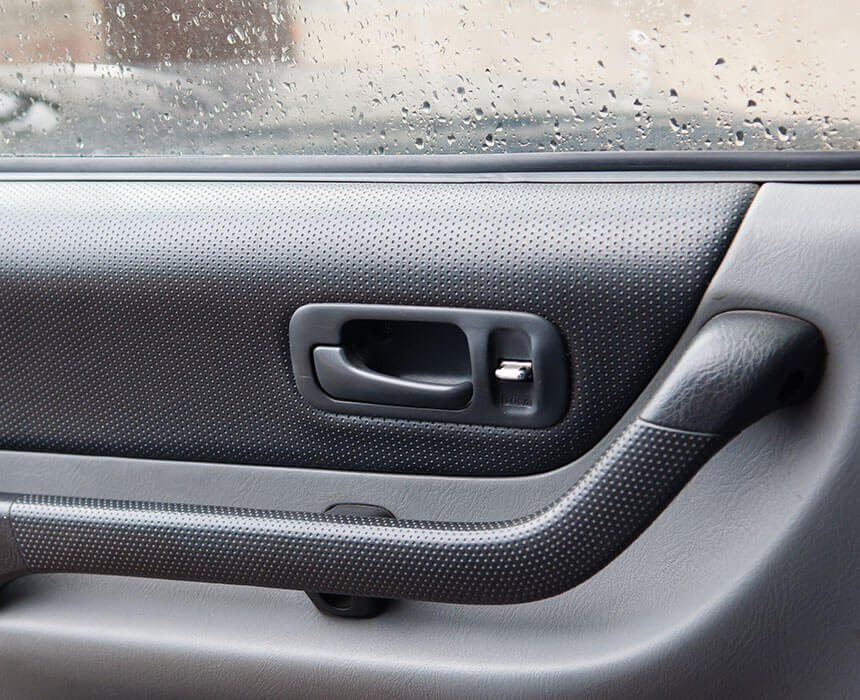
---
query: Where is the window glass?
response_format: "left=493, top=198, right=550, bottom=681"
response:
left=0, top=0, right=857, bottom=155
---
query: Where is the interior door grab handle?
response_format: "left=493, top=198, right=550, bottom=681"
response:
left=313, top=345, right=473, bottom=410
left=0, top=311, right=824, bottom=605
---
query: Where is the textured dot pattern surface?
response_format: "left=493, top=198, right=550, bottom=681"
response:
left=0, top=181, right=755, bottom=475
left=9, top=420, right=725, bottom=604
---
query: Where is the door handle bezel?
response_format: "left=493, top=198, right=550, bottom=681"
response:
left=289, top=304, right=570, bottom=427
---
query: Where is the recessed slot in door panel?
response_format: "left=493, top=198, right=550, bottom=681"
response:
left=341, top=320, right=471, bottom=385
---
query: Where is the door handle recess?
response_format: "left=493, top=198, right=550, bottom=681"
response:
left=313, top=346, right=473, bottom=410
left=0, top=311, right=824, bottom=605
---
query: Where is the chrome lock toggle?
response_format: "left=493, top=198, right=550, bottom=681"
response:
left=494, top=360, right=533, bottom=382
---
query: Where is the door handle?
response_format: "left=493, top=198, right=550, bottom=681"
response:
left=313, top=346, right=473, bottom=410
left=0, top=311, right=824, bottom=605
left=289, top=304, right=569, bottom=427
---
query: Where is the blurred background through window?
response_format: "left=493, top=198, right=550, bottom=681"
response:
left=0, top=0, right=857, bottom=155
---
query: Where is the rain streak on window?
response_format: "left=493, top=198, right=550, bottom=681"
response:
left=0, top=0, right=857, bottom=155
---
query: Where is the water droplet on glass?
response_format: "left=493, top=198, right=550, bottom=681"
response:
left=734, top=130, right=745, bottom=146
left=115, top=3, right=126, bottom=19
left=414, top=137, right=424, bottom=150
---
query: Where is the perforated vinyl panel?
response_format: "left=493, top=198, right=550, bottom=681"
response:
left=0, top=181, right=755, bottom=475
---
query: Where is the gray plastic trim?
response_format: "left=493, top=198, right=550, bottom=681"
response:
left=0, top=151, right=859, bottom=174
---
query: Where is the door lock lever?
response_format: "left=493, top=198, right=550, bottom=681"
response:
left=494, top=360, right=533, bottom=382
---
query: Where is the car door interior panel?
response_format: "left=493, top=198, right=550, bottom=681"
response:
left=1, top=0, right=859, bottom=694
left=0, top=176, right=856, bottom=699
